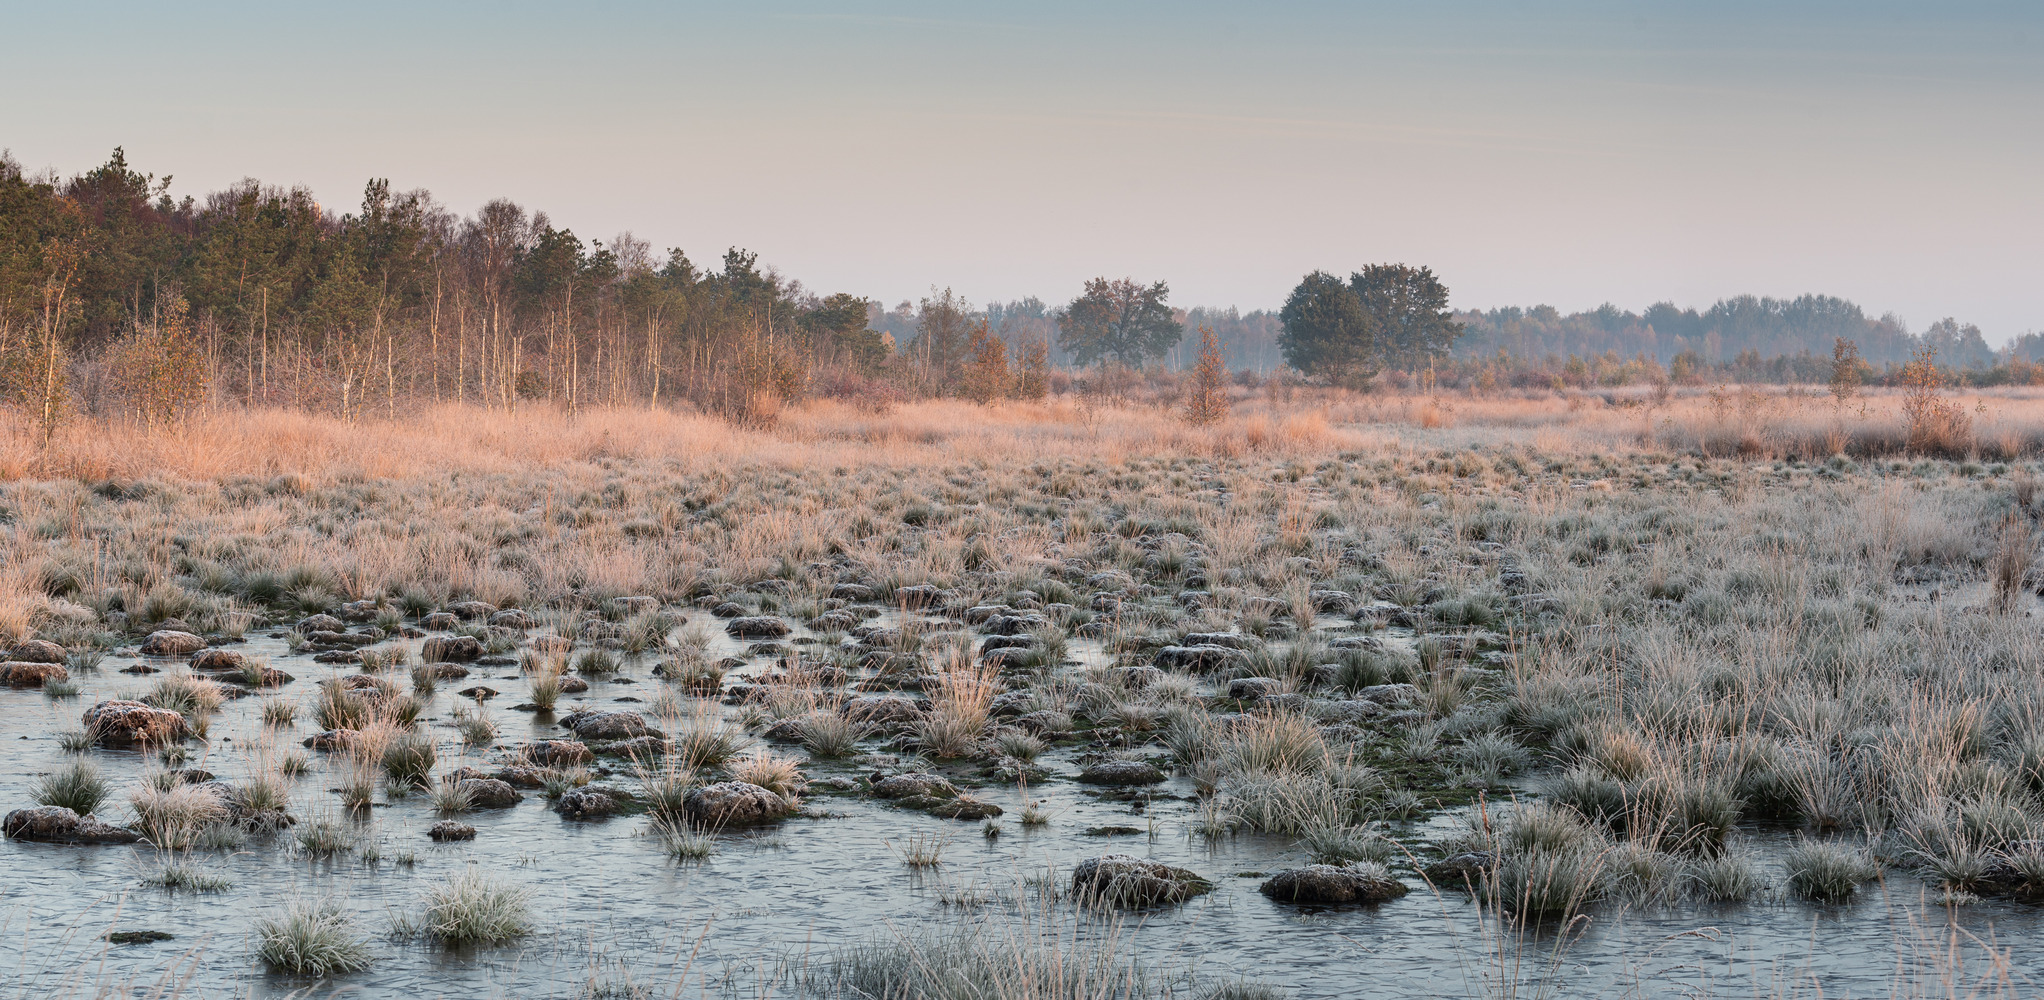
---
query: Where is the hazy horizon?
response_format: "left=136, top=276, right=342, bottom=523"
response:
left=5, top=1, right=2037, bottom=340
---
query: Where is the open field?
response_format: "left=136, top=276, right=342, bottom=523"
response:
left=2, top=389, right=2044, bottom=999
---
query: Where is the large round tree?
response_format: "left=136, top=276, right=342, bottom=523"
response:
left=1279, top=265, right=1463, bottom=383
left=1277, top=270, right=1377, bottom=385
left=1056, top=277, right=1182, bottom=367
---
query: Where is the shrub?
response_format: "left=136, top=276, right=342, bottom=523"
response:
left=452, top=709, right=497, bottom=748
left=657, top=817, right=716, bottom=861
left=816, top=913, right=1148, bottom=1000
left=262, top=698, right=298, bottom=727
left=891, top=831, right=948, bottom=868
left=146, top=862, right=232, bottom=892
left=379, top=693, right=424, bottom=727
left=1224, top=711, right=1331, bottom=775
left=1487, top=847, right=1611, bottom=920
left=635, top=757, right=697, bottom=822
left=994, top=730, right=1047, bottom=762
left=1453, top=730, right=1531, bottom=780
left=528, top=661, right=565, bottom=711
left=146, top=674, right=225, bottom=718
left=1225, top=769, right=1377, bottom=834
left=429, top=780, right=475, bottom=814
left=236, top=768, right=293, bottom=821
left=1504, top=801, right=1604, bottom=855
left=914, top=711, right=988, bottom=759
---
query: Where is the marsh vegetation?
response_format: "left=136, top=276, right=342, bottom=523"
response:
left=3, top=389, right=2044, bottom=998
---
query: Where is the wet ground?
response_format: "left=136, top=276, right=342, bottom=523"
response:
left=3, top=617, right=2042, bottom=1000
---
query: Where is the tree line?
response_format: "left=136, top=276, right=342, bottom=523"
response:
left=1455, top=296, right=2005, bottom=371
left=0, top=149, right=1280, bottom=428
left=5, top=148, right=2025, bottom=435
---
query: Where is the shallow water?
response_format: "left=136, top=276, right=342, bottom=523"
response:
left=4, top=622, right=2043, bottom=999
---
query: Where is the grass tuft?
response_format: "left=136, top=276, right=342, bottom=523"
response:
left=253, top=898, right=374, bottom=976
left=423, top=869, right=532, bottom=945
left=33, top=759, right=110, bottom=815
left=1782, top=839, right=1879, bottom=903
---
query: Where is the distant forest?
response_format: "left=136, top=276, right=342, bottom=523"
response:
left=1462, top=297, right=2012, bottom=366
left=2, top=148, right=2036, bottom=431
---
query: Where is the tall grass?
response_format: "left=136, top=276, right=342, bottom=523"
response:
left=914, top=655, right=1000, bottom=759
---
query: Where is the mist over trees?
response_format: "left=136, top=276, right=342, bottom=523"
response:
left=3, top=147, right=2032, bottom=431
left=1456, top=296, right=1998, bottom=370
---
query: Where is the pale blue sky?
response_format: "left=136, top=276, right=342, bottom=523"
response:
left=4, top=1, right=2038, bottom=336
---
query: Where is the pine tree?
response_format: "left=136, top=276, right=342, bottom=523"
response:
left=1184, top=326, right=1228, bottom=425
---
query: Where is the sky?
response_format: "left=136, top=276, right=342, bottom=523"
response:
left=3, top=1, right=2039, bottom=339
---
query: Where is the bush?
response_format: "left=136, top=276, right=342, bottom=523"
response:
left=527, top=661, right=564, bottom=711
left=296, top=816, right=354, bottom=856
left=635, top=757, right=697, bottom=822
left=146, top=674, right=225, bottom=718
left=429, top=780, right=475, bottom=814
left=913, top=711, right=988, bottom=759
left=728, top=752, right=805, bottom=800
left=315, top=686, right=371, bottom=731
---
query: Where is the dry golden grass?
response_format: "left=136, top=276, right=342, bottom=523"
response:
left=0, top=397, right=1353, bottom=485
left=8, top=384, right=2042, bottom=488
left=1, top=385, right=2036, bottom=647
left=7, top=383, right=2044, bottom=992
left=1348, top=385, right=2044, bottom=460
